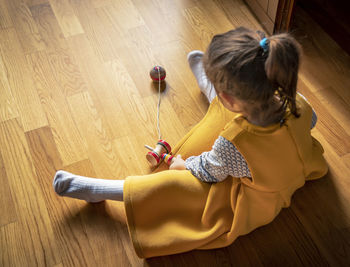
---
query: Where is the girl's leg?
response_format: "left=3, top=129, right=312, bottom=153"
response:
left=187, top=50, right=217, bottom=103
left=53, top=170, right=124, bottom=202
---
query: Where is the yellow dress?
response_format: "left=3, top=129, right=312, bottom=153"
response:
left=123, top=95, right=328, bottom=258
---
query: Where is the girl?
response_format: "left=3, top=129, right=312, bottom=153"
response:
left=53, top=27, right=328, bottom=258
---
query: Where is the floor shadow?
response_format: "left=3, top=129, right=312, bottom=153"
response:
left=56, top=201, right=138, bottom=266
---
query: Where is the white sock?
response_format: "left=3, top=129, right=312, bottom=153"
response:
left=187, top=50, right=217, bottom=103
left=53, top=170, right=124, bottom=203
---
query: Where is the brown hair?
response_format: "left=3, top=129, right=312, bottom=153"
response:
left=203, top=27, right=301, bottom=125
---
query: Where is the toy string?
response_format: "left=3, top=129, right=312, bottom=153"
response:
left=156, top=68, right=162, bottom=140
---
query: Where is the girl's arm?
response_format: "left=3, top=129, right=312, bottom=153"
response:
left=173, top=136, right=251, bottom=183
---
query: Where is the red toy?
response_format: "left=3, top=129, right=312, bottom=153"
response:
left=145, top=140, right=171, bottom=167
left=161, top=153, right=175, bottom=165
left=150, top=66, right=166, bottom=82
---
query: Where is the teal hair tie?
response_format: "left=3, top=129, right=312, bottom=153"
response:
left=259, top=38, right=269, bottom=53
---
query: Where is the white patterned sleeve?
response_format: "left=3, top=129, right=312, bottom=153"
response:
left=184, top=136, right=251, bottom=183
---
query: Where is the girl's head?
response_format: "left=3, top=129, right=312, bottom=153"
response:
left=203, top=27, right=302, bottom=125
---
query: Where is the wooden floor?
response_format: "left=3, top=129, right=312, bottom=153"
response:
left=0, top=0, right=349, bottom=266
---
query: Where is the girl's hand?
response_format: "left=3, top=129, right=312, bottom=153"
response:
left=169, top=155, right=186, bottom=170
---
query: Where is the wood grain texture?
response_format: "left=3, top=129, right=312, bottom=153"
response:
left=25, top=126, right=131, bottom=266
left=49, top=0, right=84, bottom=37
left=67, top=34, right=118, bottom=140
left=102, top=0, right=145, bottom=33
left=67, top=34, right=140, bottom=140
left=88, top=0, right=113, bottom=9
left=30, top=2, right=68, bottom=51
left=257, top=0, right=268, bottom=11
left=26, top=51, right=88, bottom=166
left=0, top=119, right=59, bottom=266
left=31, top=141, right=98, bottom=267
left=104, top=58, right=158, bottom=137
left=183, top=6, right=218, bottom=47
left=213, top=0, right=263, bottom=30
left=246, top=208, right=328, bottom=266
left=298, top=78, right=350, bottom=156
left=196, top=0, right=237, bottom=34
left=0, top=55, right=19, bottom=122
left=244, top=0, right=274, bottom=34
left=63, top=159, right=141, bottom=266
left=291, top=130, right=350, bottom=267
left=112, top=135, right=150, bottom=177
left=0, top=28, right=48, bottom=131
left=153, top=40, right=209, bottom=117
left=0, top=222, right=28, bottom=266
left=25, top=0, right=49, bottom=7
left=267, top=0, right=279, bottom=21
left=31, top=4, right=90, bottom=95
left=46, top=48, right=88, bottom=97
left=69, top=0, right=119, bottom=62
left=67, top=91, right=127, bottom=178
left=296, top=7, right=350, bottom=106
left=0, top=152, right=17, bottom=227
left=0, top=0, right=349, bottom=265
left=129, top=0, right=183, bottom=45
left=112, top=25, right=162, bottom=98
left=5, top=0, right=46, bottom=53
left=0, top=0, right=12, bottom=29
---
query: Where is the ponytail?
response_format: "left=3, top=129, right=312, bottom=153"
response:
left=203, top=28, right=302, bottom=124
left=264, top=34, right=302, bottom=117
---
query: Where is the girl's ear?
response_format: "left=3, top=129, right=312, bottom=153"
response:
left=218, top=91, right=235, bottom=108
left=218, top=91, right=246, bottom=114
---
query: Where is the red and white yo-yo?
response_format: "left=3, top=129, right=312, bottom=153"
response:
left=145, top=140, right=171, bottom=167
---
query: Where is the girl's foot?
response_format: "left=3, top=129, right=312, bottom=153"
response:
left=53, top=170, right=124, bottom=202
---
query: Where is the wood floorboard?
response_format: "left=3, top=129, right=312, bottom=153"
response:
left=0, top=28, right=48, bottom=131
left=0, top=0, right=349, bottom=266
left=0, top=151, right=17, bottom=227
